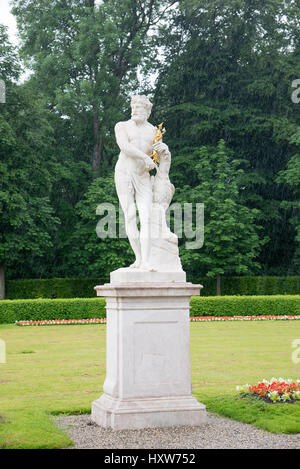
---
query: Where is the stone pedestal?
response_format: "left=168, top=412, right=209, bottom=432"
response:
left=91, top=277, right=206, bottom=430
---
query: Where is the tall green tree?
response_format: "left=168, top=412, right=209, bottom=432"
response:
left=277, top=128, right=300, bottom=270
left=0, top=25, right=60, bottom=297
left=174, top=140, right=264, bottom=294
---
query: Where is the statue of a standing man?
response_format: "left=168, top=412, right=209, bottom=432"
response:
left=114, top=95, right=168, bottom=271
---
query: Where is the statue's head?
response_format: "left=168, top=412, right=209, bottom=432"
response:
left=131, top=95, right=152, bottom=123
left=158, top=148, right=171, bottom=175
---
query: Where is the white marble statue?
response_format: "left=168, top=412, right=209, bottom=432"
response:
left=114, top=95, right=182, bottom=273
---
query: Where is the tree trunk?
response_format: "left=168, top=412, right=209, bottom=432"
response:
left=0, top=262, right=5, bottom=300
left=92, top=113, right=103, bottom=176
left=216, top=273, right=221, bottom=296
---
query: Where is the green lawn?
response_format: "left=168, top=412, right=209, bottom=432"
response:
left=0, top=321, right=299, bottom=448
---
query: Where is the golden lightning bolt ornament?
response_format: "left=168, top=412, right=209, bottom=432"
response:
left=149, top=122, right=166, bottom=168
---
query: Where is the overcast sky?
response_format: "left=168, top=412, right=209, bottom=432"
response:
left=1, top=0, right=19, bottom=45
left=1, top=0, right=158, bottom=85
left=1, top=0, right=105, bottom=46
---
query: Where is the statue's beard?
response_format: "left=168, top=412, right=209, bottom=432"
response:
left=131, top=112, right=147, bottom=123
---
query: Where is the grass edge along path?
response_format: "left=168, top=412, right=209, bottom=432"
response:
left=0, top=409, right=74, bottom=449
left=199, top=396, right=300, bottom=435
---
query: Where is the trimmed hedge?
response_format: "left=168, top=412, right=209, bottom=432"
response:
left=5, top=276, right=300, bottom=299
left=0, top=298, right=106, bottom=324
left=190, top=295, right=300, bottom=317
left=0, top=295, right=299, bottom=324
left=192, top=276, right=300, bottom=296
left=5, top=277, right=108, bottom=300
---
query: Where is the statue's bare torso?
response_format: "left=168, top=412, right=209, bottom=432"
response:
left=115, top=120, right=155, bottom=177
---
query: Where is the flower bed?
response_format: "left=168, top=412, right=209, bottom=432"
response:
left=190, top=315, right=300, bottom=322
left=237, top=378, right=300, bottom=403
left=15, top=315, right=300, bottom=326
left=16, top=318, right=106, bottom=326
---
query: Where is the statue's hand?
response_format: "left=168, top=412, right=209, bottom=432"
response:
left=144, top=155, right=157, bottom=171
left=153, top=142, right=169, bottom=155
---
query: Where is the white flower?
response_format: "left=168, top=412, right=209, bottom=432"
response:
left=269, top=391, right=279, bottom=403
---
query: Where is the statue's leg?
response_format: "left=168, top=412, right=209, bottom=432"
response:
left=115, top=170, right=141, bottom=268
left=135, top=183, right=156, bottom=271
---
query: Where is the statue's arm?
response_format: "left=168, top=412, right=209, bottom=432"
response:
left=153, top=141, right=171, bottom=159
left=115, top=122, right=150, bottom=163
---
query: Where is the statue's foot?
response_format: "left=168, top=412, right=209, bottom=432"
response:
left=129, top=259, right=141, bottom=269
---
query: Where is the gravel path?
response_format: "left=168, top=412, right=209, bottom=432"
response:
left=55, top=413, right=300, bottom=449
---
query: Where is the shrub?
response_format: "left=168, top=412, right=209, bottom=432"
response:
left=190, top=295, right=300, bottom=317
left=6, top=277, right=108, bottom=299
left=0, top=298, right=106, bottom=324
left=6, top=276, right=300, bottom=299
left=0, top=295, right=299, bottom=324
left=191, top=276, right=300, bottom=296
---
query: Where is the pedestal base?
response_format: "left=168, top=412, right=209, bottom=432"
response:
left=92, top=394, right=206, bottom=430
left=91, top=281, right=206, bottom=430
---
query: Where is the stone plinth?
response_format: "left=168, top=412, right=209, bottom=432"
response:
left=110, top=268, right=186, bottom=284
left=91, top=278, right=206, bottom=430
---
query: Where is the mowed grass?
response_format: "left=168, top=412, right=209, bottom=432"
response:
left=0, top=324, right=106, bottom=448
left=0, top=320, right=299, bottom=448
left=190, top=321, right=300, bottom=434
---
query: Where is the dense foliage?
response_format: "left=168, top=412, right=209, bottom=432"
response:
left=0, top=0, right=299, bottom=297
left=5, top=275, right=300, bottom=299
